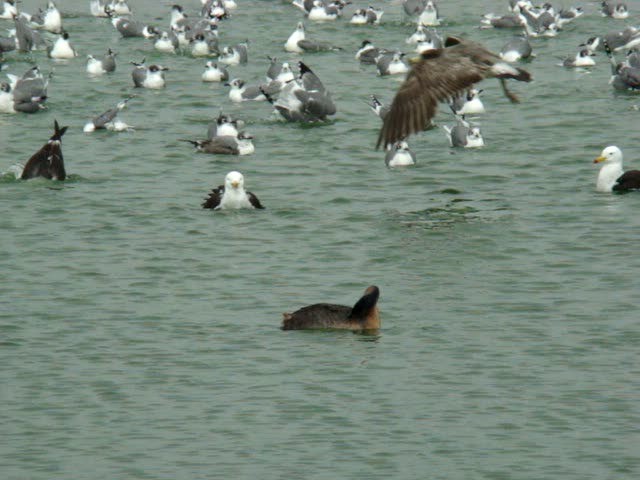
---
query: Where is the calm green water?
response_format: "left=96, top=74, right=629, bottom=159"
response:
left=1, top=1, right=639, bottom=478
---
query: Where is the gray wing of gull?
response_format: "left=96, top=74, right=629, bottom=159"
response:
left=30, top=9, right=45, bottom=26
left=131, top=67, right=146, bottom=87
left=0, top=36, right=16, bottom=53
left=101, top=55, right=116, bottom=72
left=375, top=54, right=393, bottom=73
left=305, top=91, right=336, bottom=117
left=449, top=124, right=469, bottom=147
left=266, top=57, right=280, bottom=80
left=247, top=192, right=264, bottom=209
left=450, top=94, right=465, bottom=113
left=620, top=67, right=640, bottom=89
left=297, top=39, right=335, bottom=52
left=233, top=44, right=248, bottom=63
left=384, top=147, right=397, bottom=165
left=207, top=123, right=218, bottom=139
left=201, top=136, right=239, bottom=154
left=92, top=107, right=119, bottom=128
left=13, top=78, right=47, bottom=103
left=117, top=20, right=143, bottom=37
left=260, top=80, right=282, bottom=96
left=242, top=85, right=265, bottom=100
left=14, top=99, right=45, bottom=113
left=299, top=70, right=326, bottom=92
left=359, top=48, right=380, bottom=64
left=14, top=16, right=34, bottom=52
left=501, top=37, right=531, bottom=57
left=490, top=16, right=522, bottom=28
left=403, top=0, right=426, bottom=16
left=202, top=186, right=223, bottom=209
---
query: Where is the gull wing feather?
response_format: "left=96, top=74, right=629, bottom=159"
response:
left=202, top=185, right=224, bottom=209
left=247, top=192, right=265, bottom=209
left=377, top=47, right=486, bottom=148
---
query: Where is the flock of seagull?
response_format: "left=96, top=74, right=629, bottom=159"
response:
left=2, top=0, right=640, bottom=326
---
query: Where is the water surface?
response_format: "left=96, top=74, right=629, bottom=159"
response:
left=1, top=1, right=639, bottom=479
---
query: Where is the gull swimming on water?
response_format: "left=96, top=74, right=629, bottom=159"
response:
left=604, top=43, right=640, bottom=91
left=131, top=60, right=168, bottom=89
left=155, top=31, right=180, bottom=54
left=207, top=113, right=242, bottom=139
left=47, top=31, right=77, bottom=59
left=450, top=88, right=485, bottom=115
left=415, top=29, right=443, bottom=54
left=356, top=40, right=391, bottom=65
left=561, top=49, right=596, bottom=68
left=226, top=78, right=267, bottom=102
left=385, top=141, right=416, bottom=167
left=350, top=6, right=383, bottom=25
left=0, top=0, right=18, bottom=19
left=219, top=43, right=248, bottom=65
left=202, top=171, right=264, bottom=210
left=594, top=146, right=640, bottom=192
left=263, top=61, right=336, bottom=122
left=500, top=35, right=533, bottom=62
left=183, top=132, right=255, bottom=156
left=112, top=17, right=158, bottom=38
left=30, top=1, right=63, bottom=34
left=202, top=61, right=228, bottom=82
left=284, top=22, right=340, bottom=53
left=306, top=0, right=344, bottom=21
left=418, top=0, right=440, bottom=26
left=601, top=1, right=629, bottom=19
left=442, top=113, right=484, bottom=148
left=86, top=49, right=117, bottom=75
left=376, top=52, right=409, bottom=76
left=1, top=66, right=49, bottom=113
left=83, top=96, right=134, bottom=133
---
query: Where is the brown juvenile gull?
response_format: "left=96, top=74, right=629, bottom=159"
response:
left=376, top=36, right=531, bottom=149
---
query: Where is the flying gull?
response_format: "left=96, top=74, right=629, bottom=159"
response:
left=376, top=36, right=531, bottom=149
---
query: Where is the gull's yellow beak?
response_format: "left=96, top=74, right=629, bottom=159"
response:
left=231, top=181, right=240, bottom=188
left=593, top=155, right=606, bottom=164
left=409, top=55, right=422, bottom=65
